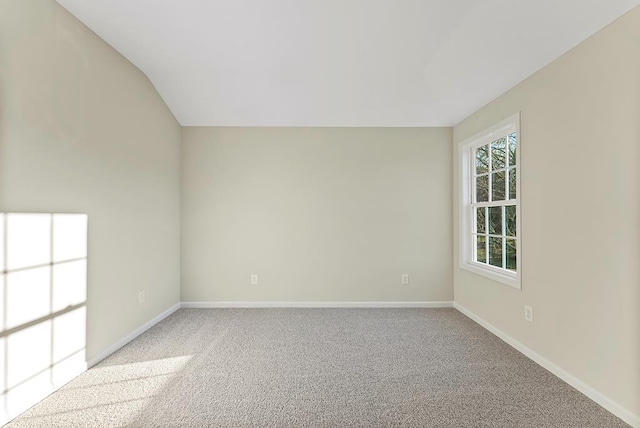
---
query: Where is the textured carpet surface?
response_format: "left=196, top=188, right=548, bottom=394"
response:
left=6, top=308, right=628, bottom=427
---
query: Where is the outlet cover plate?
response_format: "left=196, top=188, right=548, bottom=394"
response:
left=524, top=305, right=534, bottom=323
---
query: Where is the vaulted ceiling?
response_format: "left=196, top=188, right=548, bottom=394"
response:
left=57, top=0, right=640, bottom=127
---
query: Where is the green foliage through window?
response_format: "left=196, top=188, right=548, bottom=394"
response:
left=471, top=131, right=518, bottom=273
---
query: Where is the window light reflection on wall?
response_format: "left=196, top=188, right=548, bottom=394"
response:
left=0, top=213, right=88, bottom=425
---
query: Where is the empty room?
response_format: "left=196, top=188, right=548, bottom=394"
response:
left=0, top=0, right=639, bottom=427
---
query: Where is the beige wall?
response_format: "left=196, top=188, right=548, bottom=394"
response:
left=453, top=7, right=640, bottom=418
left=0, top=1, right=181, bottom=360
left=182, top=127, right=452, bottom=303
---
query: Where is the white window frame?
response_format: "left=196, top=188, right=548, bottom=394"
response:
left=459, top=112, right=521, bottom=289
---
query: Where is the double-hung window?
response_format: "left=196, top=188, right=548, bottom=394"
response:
left=459, top=113, right=521, bottom=289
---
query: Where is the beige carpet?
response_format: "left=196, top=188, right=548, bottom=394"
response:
left=5, top=308, right=629, bottom=427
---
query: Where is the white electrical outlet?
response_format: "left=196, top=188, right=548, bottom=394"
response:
left=139, top=291, right=145, bottom=305
left=401, top=274, right=409, bottom=285
left=524, top=305, right=534, bottom=323
left=251, top=274, right=258, bottom=285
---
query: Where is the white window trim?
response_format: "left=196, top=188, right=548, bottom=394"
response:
left=458, top=112, right=521, bottom=289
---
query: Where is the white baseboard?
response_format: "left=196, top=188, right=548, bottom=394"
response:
left=181, top=301, right=453, bottom=309
left=454, top=302, right=639, bottom=428
left=87, top=302, right=181, bottom=367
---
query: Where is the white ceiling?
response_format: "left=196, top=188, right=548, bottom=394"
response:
left=57, top=0, right=639, bottom=127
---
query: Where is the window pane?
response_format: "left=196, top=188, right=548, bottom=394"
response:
left=488, top=206, right=502, bottom=235
left=489, top=237, right=503, bottom=268
left=475, top=207, right=486, bottom=233
left=475, top=145, right=489, bottom=174
left=476, top=235, right=487, bottom=263
left=508, top=133, right=517, bottom=166
left=491, top=171, right=506, bottom=201
left=509, top=168, right=517, bottom=200
left=476, top=175, right=489, bottom=202
left=506, top=238, right=517, bottom=271
left=506, top=205, right=516, bottom=237
left=491, top=137, right=506, bottom=170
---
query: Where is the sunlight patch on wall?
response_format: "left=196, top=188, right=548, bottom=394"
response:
left=0, top=213, right=88, bottom=426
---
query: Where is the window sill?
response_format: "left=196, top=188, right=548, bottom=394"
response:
left=460, top=262, right=521, bottom=290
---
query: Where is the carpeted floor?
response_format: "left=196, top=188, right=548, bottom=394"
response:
left=5, top=308, right=628, bottom=427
